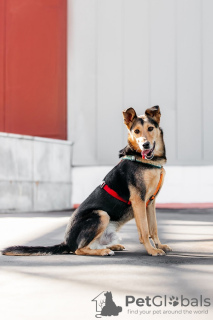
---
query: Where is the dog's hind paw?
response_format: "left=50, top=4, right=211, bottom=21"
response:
left=108, top=250, right=115, bottom=256
left=108, top=244, right=125, bottom=251
left=101, top=249, right=115, bottom=256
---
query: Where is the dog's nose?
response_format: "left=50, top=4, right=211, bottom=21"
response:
left=143, top=141, right=150, bottom=149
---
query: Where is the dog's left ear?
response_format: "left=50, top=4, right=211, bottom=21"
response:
left=145, top=105, right=161, bottom=124
left=122, top=107, right=137, bottom=129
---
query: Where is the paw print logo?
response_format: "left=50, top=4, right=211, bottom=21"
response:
left=169, top=296, right=179, bottom=307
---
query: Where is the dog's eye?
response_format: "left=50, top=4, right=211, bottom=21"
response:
left=148, top=127, right=154, bottom=132
left=134, top=129, right=140, bottom=134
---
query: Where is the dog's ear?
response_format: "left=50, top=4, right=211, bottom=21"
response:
left=122, top=108, right=137, bottom=129
left=145, top=105, right=161, bottom=124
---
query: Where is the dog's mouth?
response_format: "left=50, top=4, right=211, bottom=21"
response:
left=141, top=141, right=155, bottom=160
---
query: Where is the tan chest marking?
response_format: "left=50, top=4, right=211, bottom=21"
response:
left=143, top=168, right=165, bottom=201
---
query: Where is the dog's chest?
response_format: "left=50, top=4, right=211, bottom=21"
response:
left=142, top=168, right=165, bottom=200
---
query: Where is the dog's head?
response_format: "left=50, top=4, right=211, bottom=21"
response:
left=122, top=106, right=163, bottom=160
left=104, top=291, right=112, bottom=299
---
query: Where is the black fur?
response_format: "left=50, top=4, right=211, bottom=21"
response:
left=1, top=243, right=70, bottom=256
left=131, top=116, right=158, bottom=129
left=65, top=209, right=102, bottom=252
left=146, top=117, right=159, bottom=128
left=118, top=145, right=141, bottom=158
left=130, top=117, right=144, bottom=130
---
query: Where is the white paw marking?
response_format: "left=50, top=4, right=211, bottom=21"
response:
left=108, top=250, right=115, bottom=256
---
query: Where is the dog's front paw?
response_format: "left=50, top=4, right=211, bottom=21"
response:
left=158, top=244, right=172, bottom=252
left=147, top=248, right=166, bottom=256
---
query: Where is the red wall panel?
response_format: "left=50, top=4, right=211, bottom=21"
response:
left=0, top=0, right=5, bottom=131
left=4, top=0, right=67, bottom=139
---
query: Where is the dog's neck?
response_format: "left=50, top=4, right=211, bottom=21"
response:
left=119, top=134, right=167, bottom=166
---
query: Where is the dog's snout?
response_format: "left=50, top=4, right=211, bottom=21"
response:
left=143, top=141, right=150, bottom=149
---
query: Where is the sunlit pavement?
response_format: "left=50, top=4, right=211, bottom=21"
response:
left=0, top=209, right=213, bottom=320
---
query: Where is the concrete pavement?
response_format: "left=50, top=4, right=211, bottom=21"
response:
left=0, top=209, right=213, bottom=320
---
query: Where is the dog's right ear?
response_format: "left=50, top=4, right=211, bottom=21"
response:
left=122, top=108, right=137, bottom=129
left=145, top=105, right=161, bottom=125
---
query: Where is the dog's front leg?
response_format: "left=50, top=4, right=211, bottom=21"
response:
left=147, top=200, right=172, bottom=252
left=130, top=187, right=165, bottom=256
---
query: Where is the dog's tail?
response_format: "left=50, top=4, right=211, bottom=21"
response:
left=1, top=242, right=70, bottom=256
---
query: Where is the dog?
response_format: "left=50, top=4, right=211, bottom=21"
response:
left=2, top=106, right=172, bottom=257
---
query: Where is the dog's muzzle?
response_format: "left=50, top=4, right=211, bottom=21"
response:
left=141, top=141, right=155, bottom=160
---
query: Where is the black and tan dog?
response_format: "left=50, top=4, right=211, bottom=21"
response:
left=2, top=106, right=172, bottom=257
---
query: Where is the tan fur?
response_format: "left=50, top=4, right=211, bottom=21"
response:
left=3, top=249, right=51, bottom=256
left=3, top=251, right=49, bottom=256
left=108, top=244, right=125, bottom=251
left=75, top=247, right=113, bottom=256
left=128, top=135, right=140, bottom=152
left=147, top=200, right=172, bottom=252
left=143, top=167, right=165, bottom=202
left=129, top=185, right=165, bottom=256
left=127, top=116, right=165, bottom=158
left=128, top=165, right=172, bottom=255
left=4, top=252, right=31, bottom=256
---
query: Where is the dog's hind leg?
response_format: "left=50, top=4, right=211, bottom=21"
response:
left=74, top=210, right=115, bottom=256
left=75, top=247, right=114, bottom=256
left=92, top=221, right=125, bottom=251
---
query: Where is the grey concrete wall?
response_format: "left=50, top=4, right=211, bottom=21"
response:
left=0, top=133, right=72, bottom=212
left=68, top=0, right=213, bottom=166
